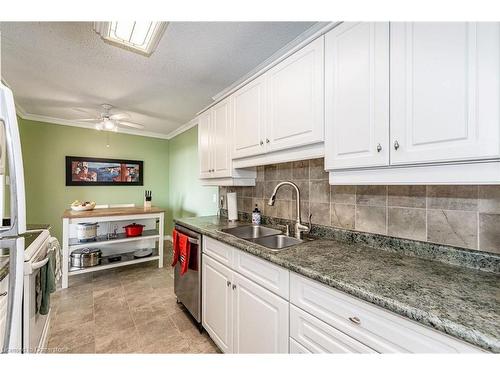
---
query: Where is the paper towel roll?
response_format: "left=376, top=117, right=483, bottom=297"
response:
left=227, top=192, right=238, bottom=222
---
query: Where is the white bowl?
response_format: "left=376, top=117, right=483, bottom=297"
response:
left=71, top=203, right=96, bottom=211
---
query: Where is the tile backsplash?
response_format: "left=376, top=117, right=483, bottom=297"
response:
left=219, top=158, right=500, bottom=254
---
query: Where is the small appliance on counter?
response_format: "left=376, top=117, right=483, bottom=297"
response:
left=76, top=222, right=98, bottom=242
left=70, top=248, right=102, bottom=269
left=123, top=223, right=145, bottom=237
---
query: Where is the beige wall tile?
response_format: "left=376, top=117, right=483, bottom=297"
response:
left=309, top=180, right=330, bottom=203
left=478, top=185, right=500, bottom=214
left=278, top=162, right=293, bottom=180
left=331, top=185, right=356, bottom=205
left=331, top=203, right=355, bottom=229
left=388, top=185, right=426, bottom=208
left=276, top=200, right=292, bottom=220
left=310, top=202, right=330, bottom=225
left=427, top=185, right=478, bottom=211
left=356, top=186, right=387, bottom=207
left=292, top=200, right=310, bottom=222
left=264, top=164, right=278, bottom=180
left=427, top=209, right=477, bottom=249
left=388, top=207, right=426, bottom=241
left=479, top=213, right=500, bottom=254
left=309, top=158, right=328, bottom=180
left=292, top=160, right=309, bottom=180
left=356, top=206, right=387, bottom=235
left=295, top=180, right=309, bottom=201
left=254, top=181, right=264, bottom=198
left=256, top=166, right=265, bottom=181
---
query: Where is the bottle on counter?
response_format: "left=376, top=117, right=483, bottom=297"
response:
left=252, top=204, right=261, bottom=225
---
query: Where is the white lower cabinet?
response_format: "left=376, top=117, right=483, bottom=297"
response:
left=233, top=273, right=289, bottom=353
left=202, top=254, right=233, bottom=353
left=202, top=247, right=289, bottom=353
left=201, top=236, right=482, bottom=354
left=289, top=338, right=311, bottom=354
left=290, top=273, right=482, bottom=353
left=290, top=305, right=375, bottom=353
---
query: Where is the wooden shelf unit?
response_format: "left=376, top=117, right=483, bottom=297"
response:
left=62, top=206, right=165, bottom=288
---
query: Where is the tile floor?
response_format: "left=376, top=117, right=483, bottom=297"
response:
left=46, top=242, right=219, bottom=354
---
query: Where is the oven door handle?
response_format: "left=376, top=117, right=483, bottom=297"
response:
left=187, top=237, right=199, bottom=245
left=31, top=256, right=49, bottom=271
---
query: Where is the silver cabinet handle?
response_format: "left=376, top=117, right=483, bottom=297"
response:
left=0, top=291, right=7, bottom=297
left=349, top=316, right=361, bottom=325
left=232, top=284, right=236, bottom=290
left=394, top=140, right=400, bottom=150
left=260, top=140, right=264, bottom=146
left=226, top=281, right=231, bottom=287
left=266, top=138, right=270, bottom=143
left=376, top=143, right=382, bottom=153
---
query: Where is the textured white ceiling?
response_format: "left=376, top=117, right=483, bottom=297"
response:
left=0, top=21, right=315, bottom=137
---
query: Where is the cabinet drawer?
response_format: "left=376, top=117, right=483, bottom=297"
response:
left=290, top=273, right=481, bottom=353
left=290, top=305, right=375, bottom=353
left=289, top=338, right=312, bottom=354
left=233, top=249, right=289, bottom=299
left=203, top=237, right=234, bottom=267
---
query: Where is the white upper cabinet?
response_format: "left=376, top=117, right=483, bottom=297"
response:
left=198, top=110, right=212, bottom=178
left=390, top=22, right=500, bottom=165
left=325, top=22, right=390, bottom=170
left=266, top=36, right=325, bottom=152
left=212, top=98, right=232, bottom=177
left=232, top=75, right=267, bottom=159
left=198, top=97, right=256, bottom=185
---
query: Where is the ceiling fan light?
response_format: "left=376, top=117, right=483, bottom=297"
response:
left=94, top=21, right=168, bottom=56
left=103, top=119, right=115, bottom=130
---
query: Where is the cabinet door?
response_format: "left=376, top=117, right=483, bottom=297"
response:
left=232, top=273, right=289, bottom=353
left=232, top=75, right=267, bottom=159
left=212, top=98, right=233, bottom=177
left=390, top=22, right=500, bottom=165
left=325, top=22, right=390, bottom=170
left=198, top=111, right=213, bottom=178
left=202, top=254, right=233, bottom=353
left=266, top=37, right=324, bottom=152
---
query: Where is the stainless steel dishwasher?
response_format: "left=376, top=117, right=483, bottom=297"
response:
left=173, top=224, right=202, bottom=331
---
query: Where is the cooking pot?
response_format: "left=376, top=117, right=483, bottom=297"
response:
left=77, top=222, right=99, bottom=242
left=70, top=248, right=101, bottom=269
left=123, top=223, right=145, bottom=237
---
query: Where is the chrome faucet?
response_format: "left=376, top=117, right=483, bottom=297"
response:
left=268, top=181, right=311, bottom=239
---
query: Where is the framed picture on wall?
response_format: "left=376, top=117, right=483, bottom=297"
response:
left=66, top=156, right=144, bottom=186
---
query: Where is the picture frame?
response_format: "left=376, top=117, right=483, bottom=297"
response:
left=65, top=156, right=144, bottom=186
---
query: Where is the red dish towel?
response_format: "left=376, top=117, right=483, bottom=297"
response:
left=171, top=229, right=190, bottom=276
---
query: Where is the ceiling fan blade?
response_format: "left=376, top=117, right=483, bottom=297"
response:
left=117, top=120, right=145, bottom=130
left=109, top=113, right=130, bottom=121
left=73, top=118, right=100, bottom=122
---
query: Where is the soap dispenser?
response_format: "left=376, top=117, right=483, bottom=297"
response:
left=252, top=204, right=261, bottom=225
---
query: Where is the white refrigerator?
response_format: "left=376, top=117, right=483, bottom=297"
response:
left=0, top=81, right=27, bottom=353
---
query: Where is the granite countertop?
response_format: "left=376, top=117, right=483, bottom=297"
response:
left=175, top=216, right=500, bottom=352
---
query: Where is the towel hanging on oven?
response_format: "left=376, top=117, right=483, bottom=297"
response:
left=171, top=229, right=190, bottom=276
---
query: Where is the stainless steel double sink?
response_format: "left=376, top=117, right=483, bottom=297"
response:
left=219, top=225, right=303, bottom=251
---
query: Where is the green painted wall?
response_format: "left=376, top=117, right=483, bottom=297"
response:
left=167, top=125, right=218, bottom=233
left=18, top=118, right=170, bottom=240
left=17, top=118, right=217, bottom=241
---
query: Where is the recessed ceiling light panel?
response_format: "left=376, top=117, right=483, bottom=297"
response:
left=94, top=21, right=168, bottom=56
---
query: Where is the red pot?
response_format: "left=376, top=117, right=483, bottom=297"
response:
left=123, top=223, right=145, bottom=237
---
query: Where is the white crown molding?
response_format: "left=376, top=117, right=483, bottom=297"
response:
left=165, top=117, right=198, bottom=140
left=19, top=112, right=171, bottom=140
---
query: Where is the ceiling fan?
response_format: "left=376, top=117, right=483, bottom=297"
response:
left=73, top=104, right=144, bottom=131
